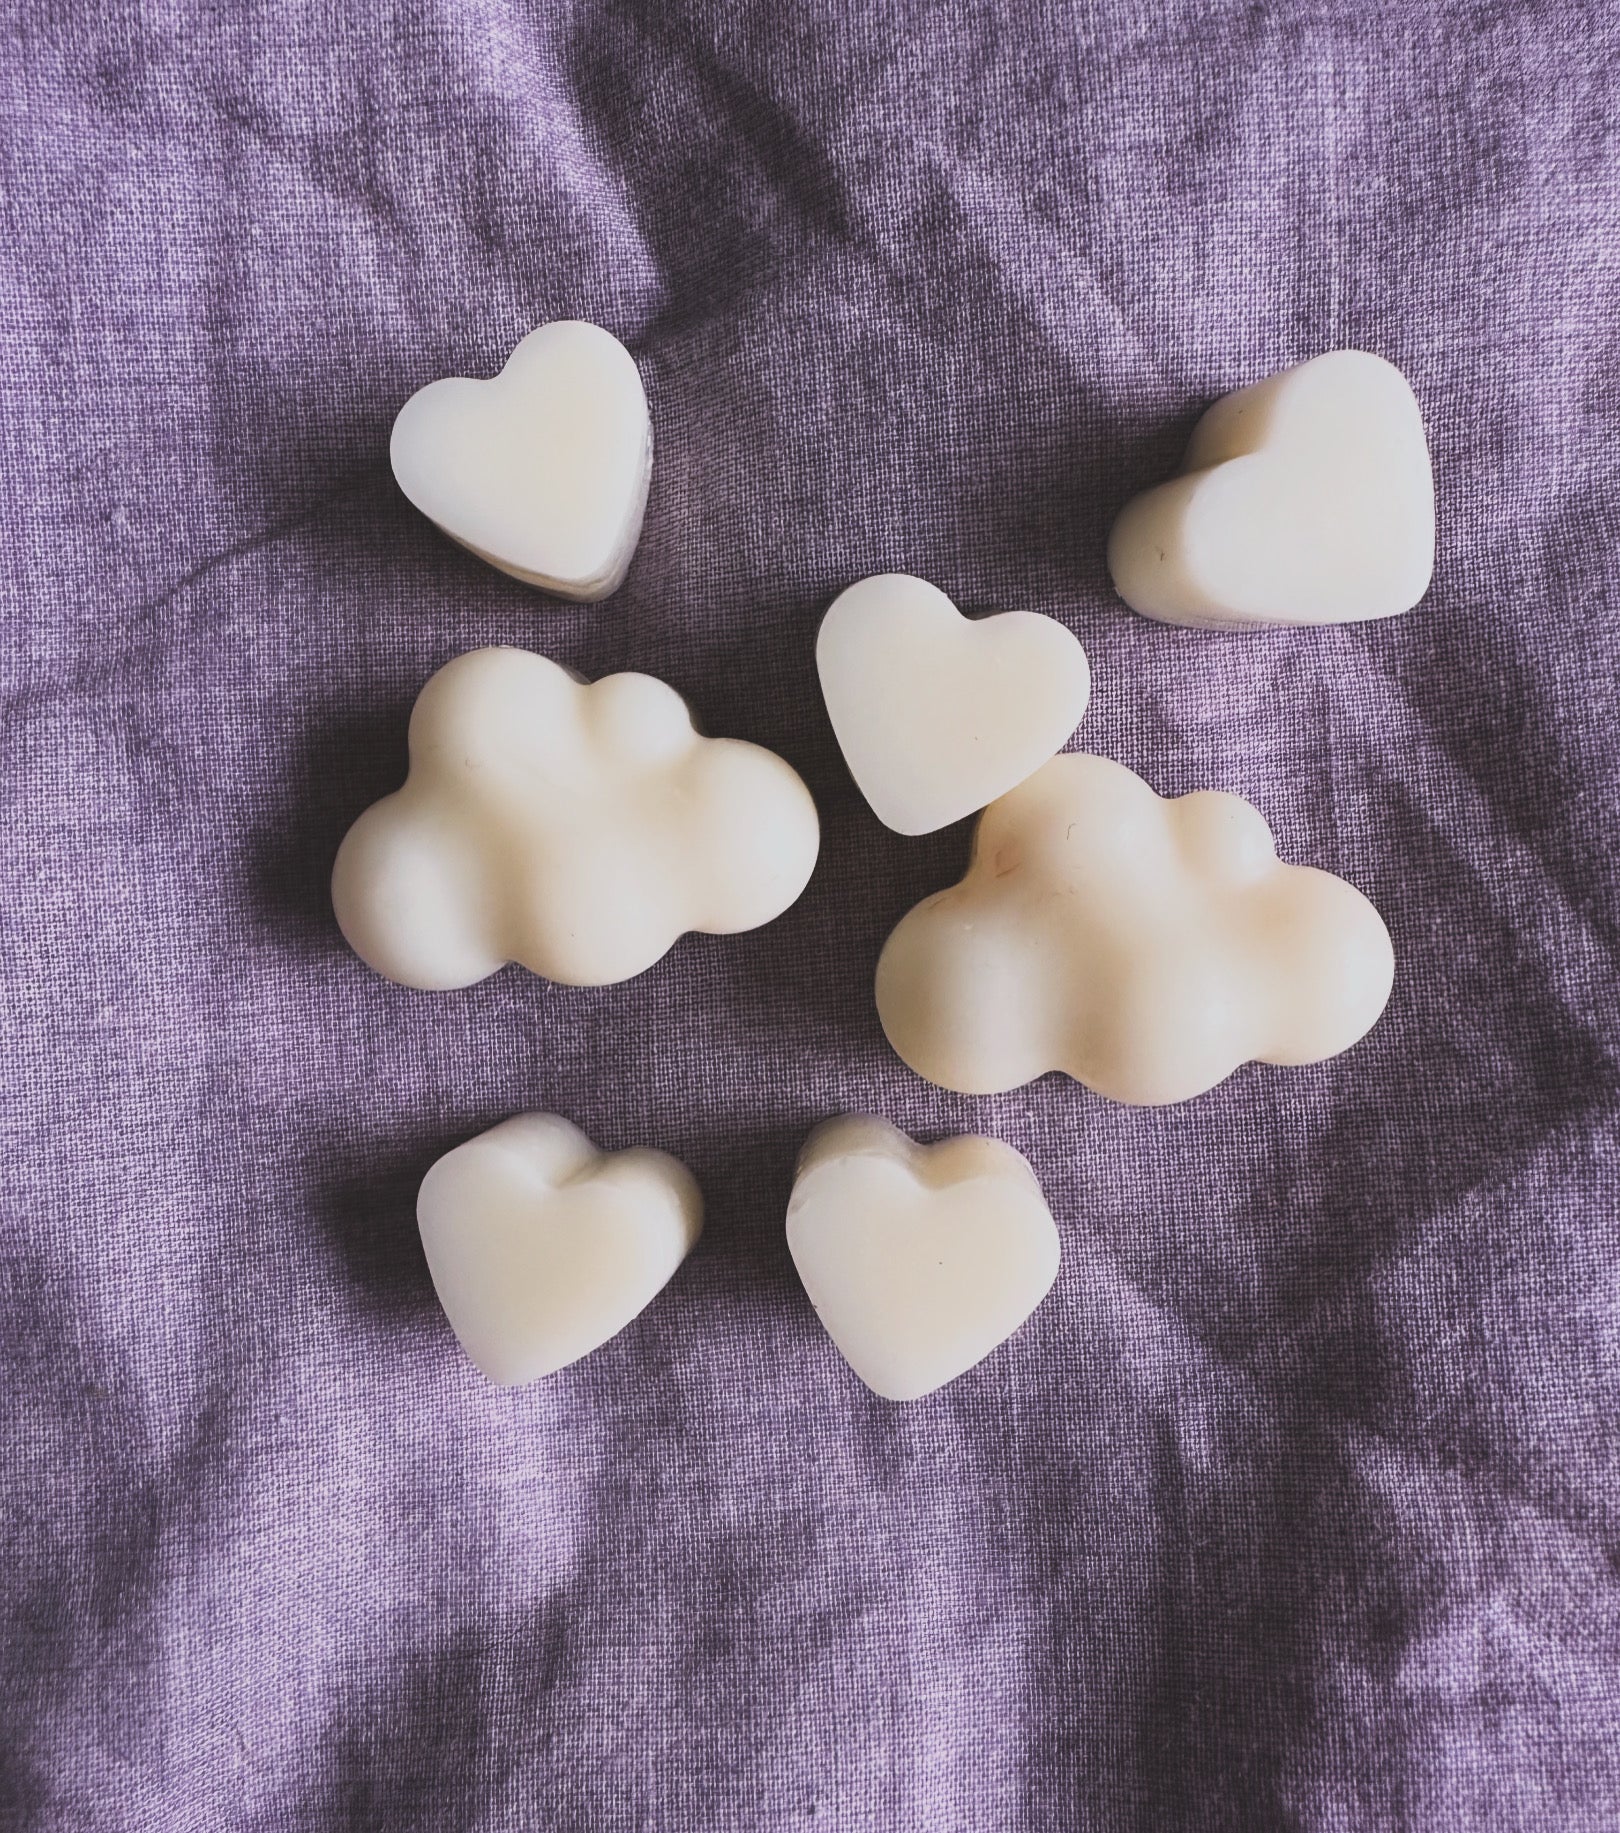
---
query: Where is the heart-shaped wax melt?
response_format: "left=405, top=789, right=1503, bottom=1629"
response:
left=1107, top=349, right=1434, bottom=629
left=786, top=1115, right=1060, bottom=1401
left=816, top=573, right=1091, bottom=834
left=417, top=1113, right=703, bottom=1386
left=390, top=320, right=651, bottom=601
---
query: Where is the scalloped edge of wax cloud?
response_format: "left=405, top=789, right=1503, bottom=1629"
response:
left=875, top=753, right=1394, bottom=1103
left=331, top=647, right=820, bottom=990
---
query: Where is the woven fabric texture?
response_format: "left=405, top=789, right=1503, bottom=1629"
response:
left=4, top=2, right=1619, bottom=1827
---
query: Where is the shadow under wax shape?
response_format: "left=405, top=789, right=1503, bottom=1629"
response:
left=252, top=696, right=417, bottom=951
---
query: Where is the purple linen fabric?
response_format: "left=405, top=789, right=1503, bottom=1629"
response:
left=4, top=1, right=1620, bottom=1827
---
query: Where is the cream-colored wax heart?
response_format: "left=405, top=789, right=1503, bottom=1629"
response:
left=417, top=1113, right=703, bottom=1385
left=390, top=320, right=651, bottom=601
left=816, top=573, right=1091, bottom=834
left=786, top=1115, right=1060, bottom=1402
left=1107, top=349, right=1434, bottom=628
left=331, top=647, right=820, bottom=990
left=876, top=753, right=1394, bottom=1103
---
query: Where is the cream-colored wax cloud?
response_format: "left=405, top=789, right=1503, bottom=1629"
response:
left=331, top=647, right=820, bottom=989
left=817, top=573, right=1091, bottom=834
left=1107, top=350, right=1434, bottom=629
left=875, top=754, right=1394, bottom=1104
left=786, top=1116, right=1060, bottom=1402
left=418, top=1113, right=703, bottom=1385
left=390, top=320, right=651, bottom=601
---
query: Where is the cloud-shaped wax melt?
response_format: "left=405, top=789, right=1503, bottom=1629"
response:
left=331, top=647, right=820, bottom=989
left=390, top=320, right=651, bottom=601
left=1107, top=350, right=1434, bottom=629
left=786, top=1115, right=1060, bottom=1401
left=817, top=573, right=1091, bottom=834
left=418, top=1113, right=703, bottom=1385
left=875, top=754, right=1394, bottom=1104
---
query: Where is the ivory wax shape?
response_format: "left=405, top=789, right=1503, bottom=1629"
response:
left=418, top=1114, right=703, bottom=1385
left=875, top=753, right=1394, bottom=1104
left=331, top=647, right=820, bottom=989
left=816, top=573, right=1091, bottom=834
left=1107, top=350, right=1434, bottom=629
left=390, top=320, right=651, bottom=601
left=786, top=1115, right=1061, bottom=1402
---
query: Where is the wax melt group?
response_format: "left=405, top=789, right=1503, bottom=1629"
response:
left=419, top=1112, right=1059, bottom=1399
left=347, top=321, right=1427, bottom=1399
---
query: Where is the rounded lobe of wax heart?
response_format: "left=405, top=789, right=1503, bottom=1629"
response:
left=417, top=1114, right=703, bottom=1386
left=875, top=753, right=1394, bottom=1104
left=816, top=574, right=1091, bottom=834
left=330, top=647, right=821, bottom=990
left=786, top=1115, right=1060, bottom=1402
left=1107, top=349, right=1434, bottom=629
left=389, top=320, right=651, bottom=602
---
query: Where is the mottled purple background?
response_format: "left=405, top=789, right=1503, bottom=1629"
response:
left=4, top=2, right=1620, bottom=1828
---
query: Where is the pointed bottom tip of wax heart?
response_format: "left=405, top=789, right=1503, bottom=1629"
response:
left=848, top=1353, right=1006, bottom=1403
